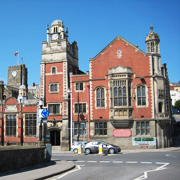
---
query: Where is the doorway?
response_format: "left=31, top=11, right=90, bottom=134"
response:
left=50, top=130, right=60, bottom=145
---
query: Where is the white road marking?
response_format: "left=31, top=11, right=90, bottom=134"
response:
left=76, top=161, right=85, bottom=163
left=87, top=161, right=97, bottom=163
left=99, top=161, right=110, bottom=163
left=56, top=165, right=81, bottom=179
left=134, top=162, right=170, bottom=180
left=113, top=161, right=123, bottom=163
left=126, top=161, right=138, bottom=163
left=140, top=162, right=152, bottom=164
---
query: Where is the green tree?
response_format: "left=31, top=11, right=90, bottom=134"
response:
left=174, top=100, right=180, bottom=111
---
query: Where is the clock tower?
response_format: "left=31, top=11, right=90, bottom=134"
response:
left=40, top=20, right=79, bottom=150
left=7, top=64, right=28, bottom=90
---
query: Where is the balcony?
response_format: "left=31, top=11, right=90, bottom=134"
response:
left=156, top=113, right=170, bottom=119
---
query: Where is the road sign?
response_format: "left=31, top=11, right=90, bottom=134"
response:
left=41, top=109, right=49, bottom=118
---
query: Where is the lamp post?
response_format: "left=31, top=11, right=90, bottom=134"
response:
left=39, top=98, right=43, bottom=142
left=67, top=88, right=73, bottom=149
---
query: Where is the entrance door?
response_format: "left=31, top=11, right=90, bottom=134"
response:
left=50, top=130, right=60, bottom=145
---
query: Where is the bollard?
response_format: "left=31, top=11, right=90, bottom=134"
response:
left=99, top=144, right=104, bottom=155
left=78, top=144, right=82, bottom=154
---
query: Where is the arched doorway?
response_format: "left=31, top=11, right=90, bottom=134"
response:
left=50, top=130, right=60, bottom=146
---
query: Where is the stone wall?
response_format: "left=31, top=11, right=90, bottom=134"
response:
left=0, top=147, right=45, bottom=173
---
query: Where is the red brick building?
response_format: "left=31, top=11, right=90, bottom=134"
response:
left=41, top=20, right=172, bottom=150
left=0, top=20, right=172, bottom=150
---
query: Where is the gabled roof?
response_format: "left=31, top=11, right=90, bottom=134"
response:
left=90, top=35, right=146, bottom=61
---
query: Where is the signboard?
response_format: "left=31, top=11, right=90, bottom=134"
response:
left=113, top=129, right=131, bottom=137
left=132, top=137, right=156, bottom=146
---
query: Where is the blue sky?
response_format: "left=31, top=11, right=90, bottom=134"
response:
left=0, top=0, right=180, bottom=85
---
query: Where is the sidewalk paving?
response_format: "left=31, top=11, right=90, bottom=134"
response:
left=0, top=146, right=179, bottom=180
left=0, top=160, right=75, bottom=180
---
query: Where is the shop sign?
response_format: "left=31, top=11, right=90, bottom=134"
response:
left=132, top=137, right=156, bottom=146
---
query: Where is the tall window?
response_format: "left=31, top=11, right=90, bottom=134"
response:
left=112, top=80, right=127, bottom=106
left=75, top=103, right=86, bottom=113
left=25, top=114, right=36, bottom=136
left=6, top=115, right=16, bottom=136
left=96, top=88, right=105, bottom=107
left=151, top=42, right=154, bottom=52
left=137, top=86, right=146, bottom=106
left=48, top=104, right=60, bottom=114
left=76, top=82, right=83, bottom=91
left=95, top=122, right=107, bottom=135
left=136, top=121, right=150, bottom=135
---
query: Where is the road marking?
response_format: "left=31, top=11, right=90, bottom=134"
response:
left=140, top=162, right=152, bottom=164
left=87, top=161, right=97, bottom=163
left=165, top=154, right=176, bottom=158
left=99, top=161, right=110, bottom=163
left=76, top=161, right=85, bottom=163
left=126, top=161, right=138, bottom=164
left=156, top=162, right=167, bottom=164
left=113, top=161, right=123, bottom=163
left=134, top=162, right=169, bottom=180
left=56, top=165, right=81, bottom=179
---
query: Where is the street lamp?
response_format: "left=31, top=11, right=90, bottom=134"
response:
left=39, top=98, right=43, bottom=142
left=67, top=88, right=73, bottom=149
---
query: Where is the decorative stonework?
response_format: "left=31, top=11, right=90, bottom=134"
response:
left=117, top=50, right=122, bottom=59
left=5, top=105, right=17, bottom=112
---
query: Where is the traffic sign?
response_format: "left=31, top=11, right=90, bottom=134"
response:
left=41, top=109, right=49, bottom=118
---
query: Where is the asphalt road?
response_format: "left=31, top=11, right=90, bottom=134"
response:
left=49, top=151, right=180, bottom=180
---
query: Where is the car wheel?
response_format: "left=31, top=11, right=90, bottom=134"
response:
left=73, top=149, right=78, bottom=154
left=85, top=148, right=91, bottom=154
left=109, top=148, right=115, bottom=154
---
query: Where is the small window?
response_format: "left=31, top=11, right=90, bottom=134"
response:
left=75, top=103, right=86, bottom=113
left=50, top=83, right=58, bottom=92
left=136, top=121, right=150, bottom=135
left=95, top=122, right=107, bottom=135
left=76, top=82, right=83, bottom=91
left=48, top=104, right=60, bottom=114
left=52, top=67, right=56, bottom=74
left=74, top=123, right=86, bottom=135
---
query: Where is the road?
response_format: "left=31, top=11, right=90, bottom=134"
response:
left=48, top=150, right=180, bottom=180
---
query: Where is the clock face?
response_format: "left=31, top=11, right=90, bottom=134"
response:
left=12, top=71, right=17, bottom=77
left=52, top=34, right=58, bottom=40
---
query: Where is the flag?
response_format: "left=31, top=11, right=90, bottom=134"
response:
left=14, top=51, right=19, bottom=56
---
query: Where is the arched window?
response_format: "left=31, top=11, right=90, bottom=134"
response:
left=96, top=87, right=105, bottom=107
left=52, top=67, right=56, bottom=74
left=137, top=85, right=146, bottom=106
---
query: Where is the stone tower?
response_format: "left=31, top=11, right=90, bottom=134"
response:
left=7, top=64, right=28, bottom=90
left=40, top=20, right=79, bottom=150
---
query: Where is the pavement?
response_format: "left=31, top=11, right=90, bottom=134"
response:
left=0, top=146, right=180, bottom=180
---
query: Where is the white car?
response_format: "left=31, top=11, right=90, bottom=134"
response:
left=85, top=141, right=121, bottom=154
left=71, top=142, right=87, bottom=153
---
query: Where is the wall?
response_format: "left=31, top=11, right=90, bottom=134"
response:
left=0, top=147, right=45, bottom=173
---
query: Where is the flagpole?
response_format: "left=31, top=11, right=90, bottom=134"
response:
left=18, top=50, right=19, bottom=65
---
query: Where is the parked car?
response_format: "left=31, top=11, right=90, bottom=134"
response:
left=85, top=141, right=121, bottom=154
left=71, top=141, right=87, bottom=153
